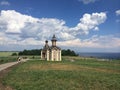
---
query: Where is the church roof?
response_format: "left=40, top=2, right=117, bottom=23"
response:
left=51, top=34, right=57, bottom=41
left=43, top=40, right=50, bottom=50
left=42, top=35, right=61, bottom=51
left=43, top=46, right=61, bottom=51
left=50, top=46, right=61, bottom=50
left=43, top=45, right=50, bottom=50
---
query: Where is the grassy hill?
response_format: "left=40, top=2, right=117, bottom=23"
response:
left=2, top=56, right=120, bottom=90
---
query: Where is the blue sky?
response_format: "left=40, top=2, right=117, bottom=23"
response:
left=0, top=0, right=120, bottom=52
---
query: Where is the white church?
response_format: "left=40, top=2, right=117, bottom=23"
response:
left=41, top=35, right=62, bottom=61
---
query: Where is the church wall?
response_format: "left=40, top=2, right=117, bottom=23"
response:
left=49, top=51, right=51, bottom=61
left=41, top=50, right=43, bottom=59
left=53, top=50, right=56, bottom=61
left=59, top=50, right=61, bottom=61
left=51, top=50, right=54, bottom=61
left=56, top=50, right=58, bottom=61
left=41, top=49, right=61, bottom=61
left=46, top=50, right=50, bottom=61
left=51, top=49, right=61, bottom=61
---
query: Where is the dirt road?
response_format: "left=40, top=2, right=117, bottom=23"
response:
left=0, top=62, right=18, bottom=72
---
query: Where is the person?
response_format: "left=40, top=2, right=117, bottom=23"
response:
left=18, top=57, right=21, bottom=62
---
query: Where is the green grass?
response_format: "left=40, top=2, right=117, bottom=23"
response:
left=0, top=56, right=41, bottom=64
left=0, top=56, right=18, bottom=64
left=0, top=51, right=41, bottom=64
left=0, top=51, right=18, bottom=64
left=3, top=57, right=120, bottom=90
left=0, top=51, right=18, bottom=57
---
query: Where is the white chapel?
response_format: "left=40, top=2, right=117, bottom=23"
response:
left=41, top=35, right=61, bottom=61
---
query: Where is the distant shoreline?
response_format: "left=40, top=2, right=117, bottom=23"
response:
left=79, top=52, right=120, bottom=60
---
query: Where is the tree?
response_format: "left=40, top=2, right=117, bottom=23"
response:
left=62, top=49, right=78, bottom=56
left=18, top=49, right=41, bottom=55
left=18, top=49, right=78, bottom=56
left=11, top=52, right=17, bottom=56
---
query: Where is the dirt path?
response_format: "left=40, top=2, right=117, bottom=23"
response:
left=0, top=62, right=18, bottom=72
left=0, top=62, right=21, bottom=90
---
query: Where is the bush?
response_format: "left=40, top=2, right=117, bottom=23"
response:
left=11, top=53, right=17, bottom=56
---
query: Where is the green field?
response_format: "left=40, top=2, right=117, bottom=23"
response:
left=0, top=51, right=41, bottom=64
left=0, top=51, right=18, bottom=57
left=0, top=51, right=18, bottom=64
left=2, top=57, right=120, bottom=90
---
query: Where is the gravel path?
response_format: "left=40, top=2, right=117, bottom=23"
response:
left=0, top=62, right=19, bottom=72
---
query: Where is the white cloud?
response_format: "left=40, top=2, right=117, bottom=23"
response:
left=58, top=35, right=120, bottom=48
left=0, top=1, right=10, bottom=6
left=82, top=35, right=120, bottom=48
left=0, top=10, right=38, bottom=34
left=78, top=0, right=98, bottom=4
left=116, top=9, right=120, bottom=16
left=70, top=12, right=107, bottom=35
left=0, top=10, right=113, bottom=51
left=94, top=27, right=99, bottom=31
left=0, top=10, right=72, bottom=40
left=0, top=10, right=106, bottom=41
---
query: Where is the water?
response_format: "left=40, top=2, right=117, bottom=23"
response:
left=79, top=53, right=120, bottom=60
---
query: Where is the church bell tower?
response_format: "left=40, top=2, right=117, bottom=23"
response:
left=51, top=34, right=57, bottom=47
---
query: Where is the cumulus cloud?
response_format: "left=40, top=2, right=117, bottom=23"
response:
left=0, top=1, right=10, bottom=6
left=0, top=10, right=107, bottom=41
left=0, top=10, right=114, bottom=51
left=0, top=10, right=38, bottom=34
left=70, top=12, right=107, bottom=35
left=116, top=9, right=120, bottom=16
left=78, top=0, right=98, bottom=4
left=0, top=10, right=73, bottom=41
